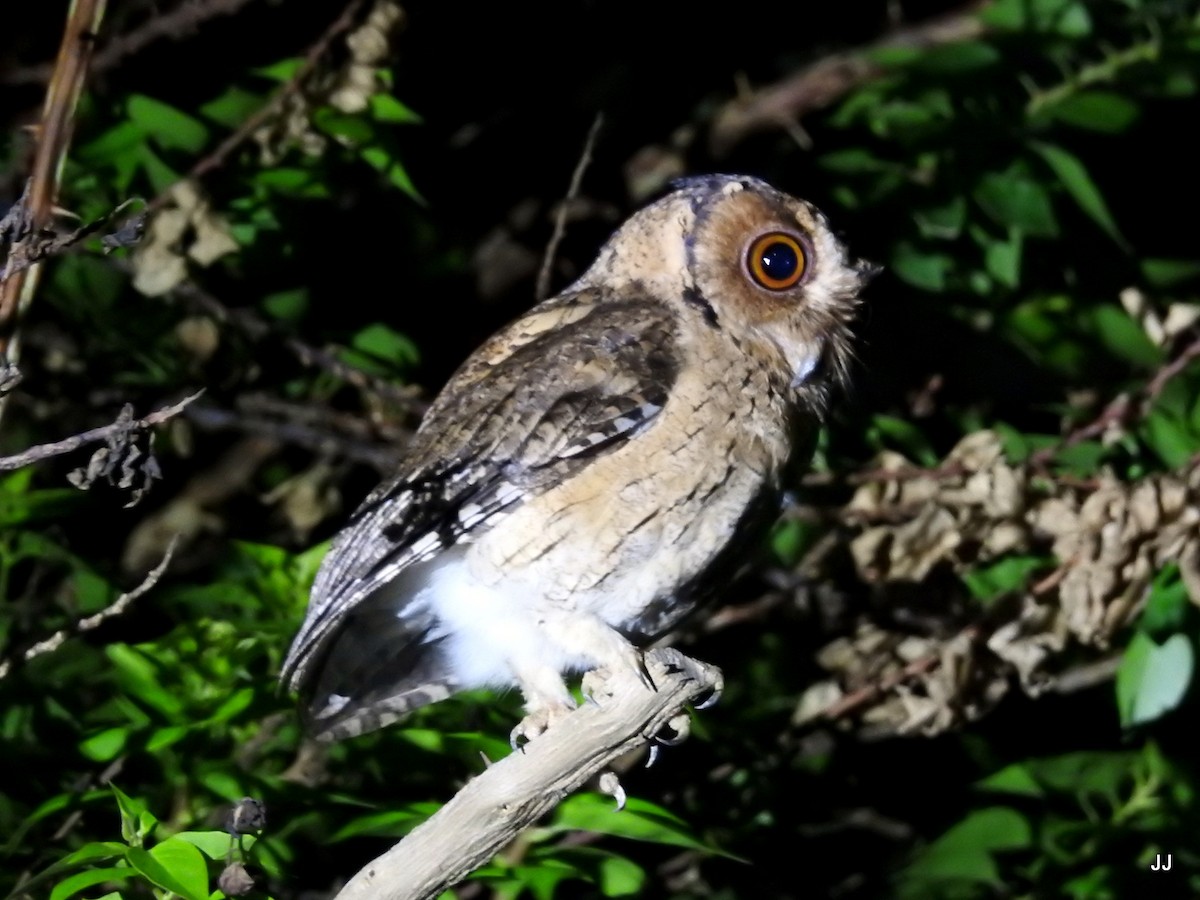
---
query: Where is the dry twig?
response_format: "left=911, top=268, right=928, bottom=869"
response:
left=708, top=3, right=987, bottom=156
left=0, top=538, right=179, bottom=681
left=0, top=0, right=107, bottom=361
left=0, top=391, right=202, bottom=472
left=0, top=193, right=145, bottom=285
left=4, top=0, right=259, bottom=85
left=146, top=0, right=369, bottom=214
left=536, top=113, right=604, bottom=301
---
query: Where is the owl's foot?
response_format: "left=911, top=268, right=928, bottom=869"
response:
left=511, top=661, right=576, bottom=750
left=510, top=700, right=574, bottom=750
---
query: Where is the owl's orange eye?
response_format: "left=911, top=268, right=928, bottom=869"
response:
left=746, top=232, right=806, bottom=291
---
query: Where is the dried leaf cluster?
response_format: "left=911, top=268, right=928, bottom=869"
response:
left=131, top=180, right=237, bottom=296
left=67, top=403, right=164, bottom=507
left=797, top=431, right=1200, bottom=736
left=253, top=0, right=404, bottom=165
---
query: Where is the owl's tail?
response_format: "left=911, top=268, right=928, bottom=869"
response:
left=297, top=595, right=461, bottom=742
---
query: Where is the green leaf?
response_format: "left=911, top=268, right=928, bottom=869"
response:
left=370, top=94, right=422, bottom=124
left=1141, top=258, right=1200, bottom=288
left=200, top=87, right=264, bottom=127
left=1041, top=91, right=1139, bottom=134
left=1024, top=751, right=1133, bottom=796
left=974, top=170, right=1058, bottom=237
left=146, top=724, right=189, bottom=752
left=911, top=41, right=1000, bottom=74
left=1030, top=142, right=1124, bottom=245
left=313, top=107, right=377, bottom=144
left=254, top=57, right=303, bottom=81
left=901, top=806, right=1031, bottom=886
left=597, top=854, right=645, bottom=896
left=208, top=687, right=255, bottom=724
left=983, top=0, right=1091, bottom=34
left=546, top=795, right=720, bottom=854
left=914, top=197, right=967, bottom=240
left=79, top=726, right=130, bottom=762
left=127, top=95, right=209, bottom=153
left=137, top=145, right=182, bottom=195
left=1140, top=408, right=1197, bottom=469
left=261, top=287, right=309, bottom=322
left=147, top=837, right=211, bottom=900
left=49, top=867, right=136, bottom=900
left=3, top=842, right=128, bottom=900
left=110, top=783, right=156, bottom=845
left=331, top=804, right=439, bottom=842
left=106, top=645, right=185, bottom=720
left=175, top=830, right=247, bottom=860
left=983, top=229, right=1023, bottom=288
left=962, top=556, right=1046, bottom=602
left=1140, top=565, right=1189, bottom=638
left=891, top=242, right=952, bottom=292
left=976, top=763, right=1045, bottom=798
left=351, top=323, right=420, bottom=369
left=868, top=414, right=938, bottom=466
left=819, top=147, right=897, bottom=174
left=1053, top=440, right=1107, bottom=476
left=1117, top=632, right=1194, bottom=727
left=1089, top=305, right=1163, bottom=368
left=361, top=145, right=422, bottom=200
left=0, top=482, right=81, bottom=526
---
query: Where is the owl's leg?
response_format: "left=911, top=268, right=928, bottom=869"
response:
left=510, top=661, right=576, bottom=749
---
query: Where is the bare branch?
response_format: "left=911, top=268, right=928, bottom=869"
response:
left=0, top=194, right=145, bottom=285
left=0, top=537, right=178, bottom=681
left=334, top=648, right=722, bottom=900
left=1030, top=330, right=1200, bottom=469
left=0, top=0, right=108, bottom=361
left=536, top=113, right=604, bottom=301
left=3, top=0, right=260, bottom=86
left=185, top=402, right=398, bottom=471
left=708, top=3, right=987, bottom=156
left=0, top=391, right=202, bottom=472
left=146, top=0, right=370, bottom=214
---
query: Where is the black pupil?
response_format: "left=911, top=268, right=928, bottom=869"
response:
left=759, top=241, right=798, bottom=282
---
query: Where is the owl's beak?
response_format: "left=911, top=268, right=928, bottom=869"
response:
left=789, top=346, right=824, bottom=389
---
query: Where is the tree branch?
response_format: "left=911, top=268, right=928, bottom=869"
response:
left=536, top=113, right=603, bottom=301
left=334, top=648, right=722, bottom=900
left=146, top=0, right=369, bottom=214
left=4, top=0, right=260, bottom=85
left=708, top=2, right=987, bottom=156
left=0, top=391, right=202, bottom=472
left=0, top=537, right=178, bottom=681
left=0, top=0, right=107, bottom=361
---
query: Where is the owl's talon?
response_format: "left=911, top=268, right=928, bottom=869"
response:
left=645, top=744, right=660, bottom=768
left=652, top=712, right=691, bottom=747
left=598, top=771, right=626, bottom=811
left=635, top=654, right=658, bottom=693
left=693, top=683, right=723, bottom=710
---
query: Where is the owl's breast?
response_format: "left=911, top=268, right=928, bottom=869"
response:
left=468, top=348, right=796, bottom=637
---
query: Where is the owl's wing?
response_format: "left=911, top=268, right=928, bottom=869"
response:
left=281, top=291, right=679, bottom=737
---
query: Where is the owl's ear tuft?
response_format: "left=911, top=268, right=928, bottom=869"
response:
left=855, top=258, right=884, bottom=283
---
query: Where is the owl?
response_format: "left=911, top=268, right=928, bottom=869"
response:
left=281, top=175, right=870, bottom=743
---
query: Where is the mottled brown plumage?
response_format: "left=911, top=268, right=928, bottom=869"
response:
left=281, top=174, right=871, bottom=741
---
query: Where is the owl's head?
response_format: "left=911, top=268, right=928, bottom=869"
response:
left=581, top=174, right=874, bottom=414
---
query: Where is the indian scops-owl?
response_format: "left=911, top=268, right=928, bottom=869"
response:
left=281, top=174, right=871, bottom=742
